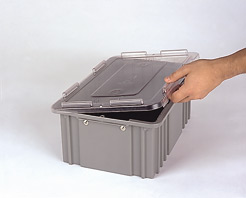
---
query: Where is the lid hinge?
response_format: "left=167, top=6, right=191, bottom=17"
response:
left=160, top=49, right=188, bottom=57
left=121, top=49, right=188, bottom=59
left=110, top=99, right=144, bottom=106
left=92, top=60, right=106, bottom=75
left=61, top=101, right=93, bottom=108
left=121, top=51, right=147, bottom=58
left=62, top=82, right=80, bottom=99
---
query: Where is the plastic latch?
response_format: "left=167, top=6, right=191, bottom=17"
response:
left=92, top=60, right=106, bottom=75
left=110, top=99, right=144, bottom=106
left=61, top=101, right=93, bottom=108
left=62, top=82, right=80, bottom=98
left=160, top=49, right=188, bottom=57
left=162, top=79, right=185, bottom=106
left=121, top=51, right=147, bottom=58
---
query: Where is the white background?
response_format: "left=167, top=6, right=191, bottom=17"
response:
left=1, top=0, right=246, bottom=197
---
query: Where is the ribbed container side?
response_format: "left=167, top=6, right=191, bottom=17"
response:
left=59, top=102, right=190, bottom=178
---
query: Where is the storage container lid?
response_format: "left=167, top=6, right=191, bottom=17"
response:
left=52, top=50, right=199, bottom=114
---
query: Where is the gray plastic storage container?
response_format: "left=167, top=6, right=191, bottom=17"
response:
left=52, top=49, right=199, bottom=178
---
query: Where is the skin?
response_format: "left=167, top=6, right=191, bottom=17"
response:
left=164, top=48, right=246, bottom=103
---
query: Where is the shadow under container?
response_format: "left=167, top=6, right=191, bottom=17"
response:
left=52, top=50, right=199, bottom=178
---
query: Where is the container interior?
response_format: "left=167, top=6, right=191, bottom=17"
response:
left=85, top=107, right=164, bottom=122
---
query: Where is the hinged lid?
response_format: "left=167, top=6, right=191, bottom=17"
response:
left=52, top=49, right=199, bottom=114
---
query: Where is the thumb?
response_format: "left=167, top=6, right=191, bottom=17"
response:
left=164, top=64, right=190, bottom=83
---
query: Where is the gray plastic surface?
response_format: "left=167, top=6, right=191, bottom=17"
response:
left=59, top=101, right=190, bottom=178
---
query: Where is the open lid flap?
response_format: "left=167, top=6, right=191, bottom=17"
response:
left=52, top=49, right=199, bottom=114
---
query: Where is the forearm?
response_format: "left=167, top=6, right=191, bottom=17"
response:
left=215, top=48, right=246, bottom=81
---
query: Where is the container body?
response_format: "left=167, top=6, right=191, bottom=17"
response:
left=59, top=102, right=190, bottom=178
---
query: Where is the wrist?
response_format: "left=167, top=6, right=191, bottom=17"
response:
left=210, top=57, right=231, bottom=82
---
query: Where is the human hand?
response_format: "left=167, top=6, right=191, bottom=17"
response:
left=164, top=49, right=246, bottom=103
left=164, top=59, right=224, bottom=103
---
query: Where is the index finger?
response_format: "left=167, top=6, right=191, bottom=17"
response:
left=164, top=64, right=191, bottom=83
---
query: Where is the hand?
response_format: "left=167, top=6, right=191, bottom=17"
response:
left=164, top=49, right=246, bottom=103
left=164, top=59, right=224, bottom=103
